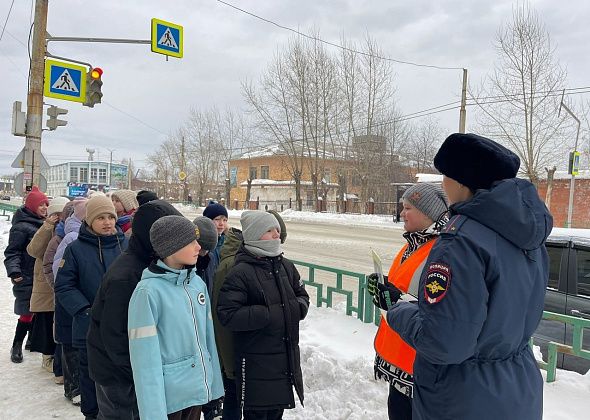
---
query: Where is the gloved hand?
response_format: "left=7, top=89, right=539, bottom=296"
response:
left=367, top=273, right=387, bottom=297
left=367, top=274, right=402, bottom=310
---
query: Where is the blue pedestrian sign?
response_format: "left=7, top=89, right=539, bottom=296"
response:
left=44, top=59, right=87, bottom=103
left=151, top=18, right=183, bottom=58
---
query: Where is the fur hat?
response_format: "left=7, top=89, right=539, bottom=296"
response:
left=402, top=183, right=448, bottom=222
left=47, top=197, right=70, bottom=216
left=150, top=215, right=200, bottom=259
left=434, top=133, right=520, bottom=191
left=25, top=186, right=49, bottom=213
left=87, top=190, right=105, bottom=198
left=203, top=201, right=228, bottom=220
left=85, top=195, right=117, bottom=226
left=241, top=211, right=280, bottom=243
left=137, top=190, right=158, bottom=206
left=112, top=189, right=139, bottom=212
left=192, top=216, right=219, bottom=252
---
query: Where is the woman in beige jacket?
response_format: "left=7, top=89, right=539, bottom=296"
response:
left=27, top=197, right=69, bottom=376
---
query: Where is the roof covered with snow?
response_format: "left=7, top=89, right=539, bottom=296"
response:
left=547, top=227, right=590, bottom=246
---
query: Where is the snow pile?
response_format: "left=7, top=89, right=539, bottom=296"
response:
left=280, top=209, right=404, bottom=229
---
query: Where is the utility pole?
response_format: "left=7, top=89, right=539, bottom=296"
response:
left=25, top=0, right=49, bottom=190
left=107, top=148, right=115, bottom=187
left=558, top=90, right=581, bottom=228
left=458, top=68, right=468, bottom=133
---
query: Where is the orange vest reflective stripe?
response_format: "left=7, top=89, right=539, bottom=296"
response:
left=373, top=238, right=437, bottom=375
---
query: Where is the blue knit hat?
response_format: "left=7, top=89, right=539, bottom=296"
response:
left=203, top=201, right=228, bottom=220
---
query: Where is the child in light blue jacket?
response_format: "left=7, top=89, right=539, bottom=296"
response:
left=128, top=215, right=224, bottom=420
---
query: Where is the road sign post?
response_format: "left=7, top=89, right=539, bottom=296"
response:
left=151, top=18, right=183, bottom=58
left=44, top=59, right=87, bottom=103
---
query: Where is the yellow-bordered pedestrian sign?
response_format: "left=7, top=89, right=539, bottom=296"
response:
left=151, top=18, right=183, bottom=58
left=569, top=151, right=581, bottom=176
left=44, top=59, right=87, bottom=103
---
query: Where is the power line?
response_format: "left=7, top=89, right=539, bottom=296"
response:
left=216, top=0, right=464, bottom=71
left=0, top=0, right=15, bottom=42
left=102, top=101, right=170, bottom=136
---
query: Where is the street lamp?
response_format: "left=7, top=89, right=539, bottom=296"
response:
left=558, top=90, right=581, bottom=228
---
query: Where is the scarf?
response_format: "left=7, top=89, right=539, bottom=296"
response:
left=244, top=239, right=281, bottom=257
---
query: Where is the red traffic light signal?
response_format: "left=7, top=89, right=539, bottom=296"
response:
left=90, top=67, right=103, bottom=79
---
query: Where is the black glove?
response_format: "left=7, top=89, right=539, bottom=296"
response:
left=367, top=274, right=402, bottom=310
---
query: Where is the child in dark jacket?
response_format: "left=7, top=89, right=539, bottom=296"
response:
left=217, top=211, right=309, bottom=420
left=128, top=215, right=223, bottom=420
left=55, top=195, right=127, bottom=419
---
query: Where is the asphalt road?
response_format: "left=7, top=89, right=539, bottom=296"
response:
left=180, top=208, right=406, bottom=273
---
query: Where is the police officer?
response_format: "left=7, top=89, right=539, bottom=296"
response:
left=387, top=133, right=552, bottom=420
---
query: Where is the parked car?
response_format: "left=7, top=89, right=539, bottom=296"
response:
left=534, top=228, right=590, bottom=374
left=1, top=195, right=10, bottom=200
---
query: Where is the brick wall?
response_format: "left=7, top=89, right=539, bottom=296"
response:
left=537, top=178, right=590, bottom=228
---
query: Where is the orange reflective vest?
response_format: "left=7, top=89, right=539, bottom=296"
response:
left=373, top=238, right=436, bottom=375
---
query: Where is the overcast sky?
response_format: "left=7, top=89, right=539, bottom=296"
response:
left=0, top=0, right=588, bottom=178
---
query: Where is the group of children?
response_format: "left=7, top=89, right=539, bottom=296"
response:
left=5, top=189, right=308, bottom=420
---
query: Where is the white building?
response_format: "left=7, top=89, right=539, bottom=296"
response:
left=45, top=161, right=129, bottom=198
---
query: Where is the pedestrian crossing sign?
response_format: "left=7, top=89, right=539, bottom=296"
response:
left=151, top=18, right=183, bottom=58
left=44, top=59, right=87, bottom=103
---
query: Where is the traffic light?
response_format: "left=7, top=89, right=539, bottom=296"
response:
left=46, top=105, right=68, bottom=130
left=83, top=67, right=103, bottom=108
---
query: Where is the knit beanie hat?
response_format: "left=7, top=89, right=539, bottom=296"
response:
left=434, top=133, right=520, bottom=191
left=72, top=198, right=88, bottom=220
left=85, top=195, right=117, bottom=226
left=203, top=201, right=228, bottom=220
left=47, top=197, right=70, bottom=216
left=402, top=183, right=448, bottom=223
left=61, top=201, right=76, bottom=222
left=192, top=216, right=219, bottom=252
left=87, top=190, right=106, bottom=198
left=150, top=215, right=200, bottom=259
left=241, top=211, right=280, bottom=243
left=112, top=189, right=139, bottom=212
left=25, top=186, right=49, bottom=213
left=137, top=190, right=158, bottom=206
left=267, top=210, right=287, bottom=244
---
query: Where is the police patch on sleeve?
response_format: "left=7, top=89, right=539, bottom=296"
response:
left=424, top=262, right=451, bottom=304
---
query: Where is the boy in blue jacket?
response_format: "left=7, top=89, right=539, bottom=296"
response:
left=128, top=215, right=224, bottom=420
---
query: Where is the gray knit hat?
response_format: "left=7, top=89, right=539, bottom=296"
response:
left=192, top=216, right=218, bottom=252
left=241, top=211, right=280, bottom=243
left=401, top=183, right=448, bottom=222
left=150, top=215, right=200, bottom=259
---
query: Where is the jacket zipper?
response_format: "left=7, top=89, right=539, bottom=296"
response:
left=183, top=271, right=210, bottom=401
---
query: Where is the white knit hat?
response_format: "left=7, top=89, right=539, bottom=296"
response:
left=47, top=197, right=70, bottom=216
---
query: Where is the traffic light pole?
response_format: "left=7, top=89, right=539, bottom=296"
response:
left=25, top=0, right=49, bottom=190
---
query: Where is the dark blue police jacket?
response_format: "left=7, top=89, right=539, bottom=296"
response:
left=388, top=178, right=552, bottom=420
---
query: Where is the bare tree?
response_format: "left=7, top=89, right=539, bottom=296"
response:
left=471, top=2, right=568, bottom=186
left=407, top=116, right=444, bottom=173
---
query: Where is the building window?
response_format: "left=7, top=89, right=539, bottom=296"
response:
left=79, top=167, right=88, bottom=183
left=99, top=168, right=107, bottom=184
left=249, top=166, right=257, bottom=180
left=323, top=168, right=331, bottom=183
left=70, top=167, right=78, bottom=182
left=90, top=168, right=98, bottom=183
left=260, top=166, right=269, bottom=179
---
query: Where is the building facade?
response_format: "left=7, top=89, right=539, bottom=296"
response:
left=45, top=161, right=129, bottom=198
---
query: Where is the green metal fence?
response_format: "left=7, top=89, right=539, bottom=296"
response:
left=0, top=202, right=20, bottom=220
left=291, top=260, right=380, bottom=326
left=532, top=311, right=590, bottom=383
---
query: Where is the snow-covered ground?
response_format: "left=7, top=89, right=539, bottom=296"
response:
left=1, top=217, right=589, bottom=419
